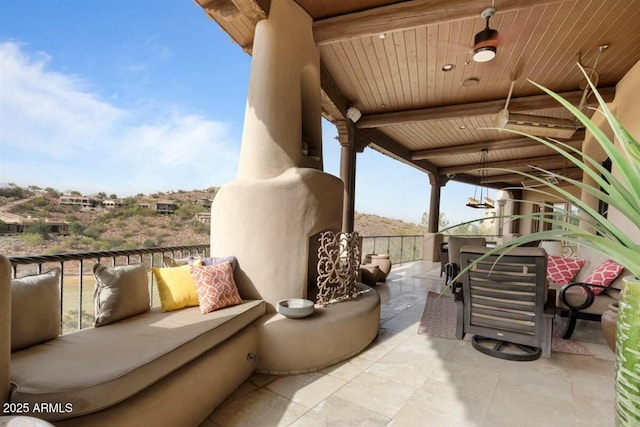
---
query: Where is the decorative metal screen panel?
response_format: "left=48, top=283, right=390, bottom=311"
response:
left=316, top=231, right=360, bottom=306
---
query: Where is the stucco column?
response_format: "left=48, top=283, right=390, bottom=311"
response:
left=428, top=174, right=443, bottom=233
left=210, top=0, right=343, bottom=308
left=337, top=120, right=356, bottom=232
left=237, top=0, right=323, bottom=180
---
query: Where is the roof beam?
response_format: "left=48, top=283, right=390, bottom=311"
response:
left=411, top=132, right=585, bottom=160
left=357, top=88, right=615, bottom=129
left=441, top=154, right=567, bottom=175
left=356, top=128, right=438, bottom=175
left=314, top=0, right=564, bottom=46
left=196, top=0, right=269, bottom=21
left=482, top=167, right=583, bottom=184
left=320, top=62, right=348, bottom=120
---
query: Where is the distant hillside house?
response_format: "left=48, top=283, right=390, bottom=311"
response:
left=138, top=200, right=177, bottom=215
left=59, top=195, right=98, bottom=208
left=194, top=212, right=211, bottom=224
left=102, top=199, right=125, bottom=209
left=2, top=217, right=69, bottom=235
left=195, top=197, right=212, bottom=208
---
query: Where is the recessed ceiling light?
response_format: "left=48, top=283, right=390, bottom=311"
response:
left=379, top=33, right=387, bottom=40
left=461, top=77, right=480, bottom=87
left=459, top=124, right=467, bottom=129
left=442, top=64, right=455, bottom=72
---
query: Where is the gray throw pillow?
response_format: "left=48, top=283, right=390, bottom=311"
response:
left=94, top=263, right=150, bottom=327
left=11, top=269, right=61, bottom=351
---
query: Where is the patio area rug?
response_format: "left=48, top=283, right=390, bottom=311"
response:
left=417, top=291, right=593, bottom=356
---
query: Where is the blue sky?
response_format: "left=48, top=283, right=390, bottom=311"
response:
left=0, top=0, right=492, bottom=226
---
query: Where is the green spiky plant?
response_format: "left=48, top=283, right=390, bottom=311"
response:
left=452, top=66, right=639, bottom=425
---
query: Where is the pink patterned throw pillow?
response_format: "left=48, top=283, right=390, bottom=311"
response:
left=190, top=262, right=242, bottom=314
left=583, top=259, right=624, bottom=295
left=546, top=256, right=585, bottom=285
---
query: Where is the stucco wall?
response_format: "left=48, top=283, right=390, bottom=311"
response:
left=606, top=59, right=640, bottom=243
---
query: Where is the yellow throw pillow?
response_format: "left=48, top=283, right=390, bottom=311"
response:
left=152, top=265, right=200, bottom=312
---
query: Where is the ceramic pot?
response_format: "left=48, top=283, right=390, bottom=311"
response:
left=615, top=276, right=640, bottom=426
left=602, top=302, right=618, bottom=352
left=370, top=254, right=392, bottom=280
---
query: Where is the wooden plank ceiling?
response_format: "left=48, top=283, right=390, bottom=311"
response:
left=196, top=0, right=640, bottom=188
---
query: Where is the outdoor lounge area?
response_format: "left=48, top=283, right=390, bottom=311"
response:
left=2, top=0, right=640, bottom=425
left=198, top=260, right=615, bottom=427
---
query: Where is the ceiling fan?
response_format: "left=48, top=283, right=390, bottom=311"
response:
left=493, top=67, right=581, bottom=139
left=472, top=7, right=500, bottom=63
left=494, top=45, right=608, bottom=139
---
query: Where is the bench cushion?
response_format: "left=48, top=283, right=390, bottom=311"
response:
left=10, top=299, right=265, bottom=421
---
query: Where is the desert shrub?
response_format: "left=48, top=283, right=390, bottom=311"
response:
left=0, top=186, right=25, bottom=199
left=44, top=187, right=60, bottom=197
left=192, top=221, right=210, bottom=235
left=68, top=221, right=84, bottom=236
left=32, top=198, right=49, bottom=207
left=143, top=239, right=156, bottom=248
left=21, top=233, right=44, bottom=244
left=25, top=221, right=50, bottom=240
left=63, top=310, right=95, bottom=333
left=83, top=225, right=104, bottom=240
left=114, top=241, right=137, bottom=251
left=45, top=245, right=66, bottom=255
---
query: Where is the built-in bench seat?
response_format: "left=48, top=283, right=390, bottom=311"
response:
left=10, top=300, right=265, bottom=422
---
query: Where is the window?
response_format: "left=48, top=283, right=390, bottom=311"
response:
left=531, top=202, right=578, bottom=233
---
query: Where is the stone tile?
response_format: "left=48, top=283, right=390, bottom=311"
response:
left=440, top=340, right=508, bottom=375
left=573, top=391, right=615, bottom=426
left=266, top=372, right=346, bottom=408
left=220, top=380, right=259, bottom=405
left=497, top=360, right=573, bottom=403
left=208, top=389, right=308, bottom=427
left=380, top=311, right=420, bottom=332
left=570, top=371, right=615, bottom=403
left=289, top=396, right=390, bottom=427
left=563, top=354, right=615, bottom=378
left=581, top=342, right=615, bottom=361
left=484, top=382, right=578, bottom=427
left=333, top=372, right=416, bottom=418
left=358, top=340, right=398, bottom=362
left=374, top=325, right=415, bottom=348
left=249, top=372, right=278, bottom=387
left=321, top=357, right=374, bottom=382
left=391, top=377, right=490, bottom=427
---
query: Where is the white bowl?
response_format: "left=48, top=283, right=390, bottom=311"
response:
left=277, top=299, right=315, bottom=319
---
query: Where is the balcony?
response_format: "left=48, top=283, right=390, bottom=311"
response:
left=3, top=240, right=615, bottom=426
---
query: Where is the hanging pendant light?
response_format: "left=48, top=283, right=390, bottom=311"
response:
left=467, top=149, right=495, bottom=209
left=472, top=7, right=499, bottom=63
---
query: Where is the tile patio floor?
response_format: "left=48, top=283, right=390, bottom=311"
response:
left=200, top=261, right=615, bottom=427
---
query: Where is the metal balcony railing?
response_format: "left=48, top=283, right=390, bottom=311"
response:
left=361, top=235, right=423, bottom=265
left=8, top=244, right=209, bottom=333
left=7, top=236, right=425, bottom=333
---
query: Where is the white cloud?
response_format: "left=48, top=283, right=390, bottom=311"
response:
left=0, top=41, right=239, bottom=195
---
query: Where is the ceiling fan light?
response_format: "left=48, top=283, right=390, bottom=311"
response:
left=473, top=46, right=496, bottom=63
left=472, top=24, right=498, bottom=63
